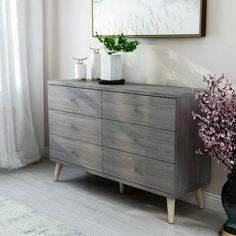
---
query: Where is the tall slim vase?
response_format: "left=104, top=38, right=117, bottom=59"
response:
left=90, top=48, right=101, bottom=80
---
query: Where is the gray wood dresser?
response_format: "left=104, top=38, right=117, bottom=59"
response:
left=48, top=80, right=210, bottom=224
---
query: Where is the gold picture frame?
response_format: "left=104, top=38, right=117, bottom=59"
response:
left=92, top=0, right=207, bottom=38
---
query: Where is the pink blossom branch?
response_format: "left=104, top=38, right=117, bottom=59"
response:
left=212, top=147, right=233, bottom=172
left=193, top=74, right=236, bottom=177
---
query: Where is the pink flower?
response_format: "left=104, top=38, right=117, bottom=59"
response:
left=193, top=74, right=236, bottom=177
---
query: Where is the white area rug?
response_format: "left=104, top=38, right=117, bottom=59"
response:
left=0, top=196, right=86, bottom=236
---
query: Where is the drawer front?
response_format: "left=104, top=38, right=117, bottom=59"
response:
left=103, top=92, right=176, bottom=130
left=103, top=120, right=175, bottom=163
left=48, top=85, right=102, bottom=117
left=103, top=148, right=174, bottom=194
left=49, top=110, right=102, bottom=145
left=50, top=135, right=102, bottom=172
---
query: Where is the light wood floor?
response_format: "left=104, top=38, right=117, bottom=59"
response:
left=0, top=160, right=225, bottom=236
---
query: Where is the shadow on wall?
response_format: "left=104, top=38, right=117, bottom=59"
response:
left=44, top=0, right=61, bottom=147
left=45, top=0, right=61, bottom=80
left=51, top=1, right=61, bottom=78
left=205, top=160, right=227, bottom=194
left=123, top=44, right=211, bottom=88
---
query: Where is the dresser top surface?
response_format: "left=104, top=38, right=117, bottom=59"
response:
left=48, top=80, right=196, bottom=98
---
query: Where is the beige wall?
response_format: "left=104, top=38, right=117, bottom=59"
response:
left=43, top=0, right=236, bottom=195
left=27, top=0, right=44, bottom=149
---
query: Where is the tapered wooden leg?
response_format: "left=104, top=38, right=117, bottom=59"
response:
left=167, top=197, right=175, bottom=224
left=195, top=188, right=204, bottom=209
left=54, top=162, right=63, bottom=182
left=119, top=183, right=125, bottom=194
left=219, top=229, right=235, bottom=236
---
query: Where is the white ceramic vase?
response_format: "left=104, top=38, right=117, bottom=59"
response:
left=75, top=63, right=87, bottom=80
left=91, top=53, right=101, bottom=80
left=101, top=54, right=122, bottom=81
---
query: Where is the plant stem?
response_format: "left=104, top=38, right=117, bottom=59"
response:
left=212, top=148, right=233, bottom=172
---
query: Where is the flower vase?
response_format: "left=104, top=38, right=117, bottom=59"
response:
left=90, top=48, right=101, bottom=80
left=101, top=54, right=122, bottom=81
left=75, top=63, right=87, bottom=80
left=221, top=174, right=236, bottom=235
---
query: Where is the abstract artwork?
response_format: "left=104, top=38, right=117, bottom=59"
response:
left=92, top=0, right=206, bottom=37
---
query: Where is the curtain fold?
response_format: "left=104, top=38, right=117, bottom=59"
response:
left=0, top=0, right=41, bottom=169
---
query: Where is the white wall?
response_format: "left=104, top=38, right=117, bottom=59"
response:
left=43, top=0, right=236, bottom=195
left=27, top=0, right=44, bottom=151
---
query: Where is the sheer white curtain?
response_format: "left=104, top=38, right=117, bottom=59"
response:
left=0, top=0, right=41, bottom=169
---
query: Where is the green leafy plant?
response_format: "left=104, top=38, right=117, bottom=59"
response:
left=96, top=33, right=140, bottom=55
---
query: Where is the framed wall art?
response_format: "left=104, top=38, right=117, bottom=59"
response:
left=92, top=0, right=207, bottom=38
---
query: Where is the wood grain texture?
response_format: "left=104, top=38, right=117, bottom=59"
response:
left=103, top=120, right=175, bottom=163
left=48, top=85, right=102, bottom=117
left=49, top=110, right=102, bottom=145
left=48, top=81, right=195, bottom=99
left=119, top=183, right=125, bottom=194
left=175, top=96, right=210, bottom=196
left=103, top=148, right=175, bottom=194
left=167, top=198, right=175, bottom=224
left=103, top=91, right=176, bottom=131
left=195, top=188, right=204, bottom=209
left=50, top=134, right=102, bottom=172
left=101, top=172, right=174, bottom=198
left=47, top=81, right=210, bottom=203
left=219, top=229, right=235, bottom=236
left=54, top=162, right=63, bottom=182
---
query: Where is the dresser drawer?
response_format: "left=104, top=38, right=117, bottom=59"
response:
left=48, top=85, right=102, bottom=117
left=103, top=120, right=175, bottom=163
left=49, top=110, right=102, bottom=145
left=103, top=92, right=176, bottom=130
left=103, top=148, right=174, bottom=194
left=50, top=135, right=102, bottom=172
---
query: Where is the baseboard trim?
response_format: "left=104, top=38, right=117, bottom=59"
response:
left=180, top=191, right=224, bottom=213
left=203, top=191, right=223, bottom=213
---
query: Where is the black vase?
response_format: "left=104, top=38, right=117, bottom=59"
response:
left=221, top=174, right=236, bottom=234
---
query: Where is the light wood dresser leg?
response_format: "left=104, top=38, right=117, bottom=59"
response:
left=195, top=188, right=204, bottom=209
left=54, top=162, right=63, bottom=182
left=219, top=229, right=235, bottom=236
left=119, top=183, right=125, bottom=194
left=167, top=197, right=175, bottom=224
